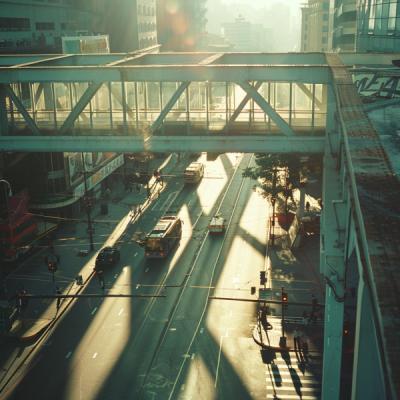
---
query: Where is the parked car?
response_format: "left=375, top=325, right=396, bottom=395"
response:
left=94, top=246, right=120, bottom=270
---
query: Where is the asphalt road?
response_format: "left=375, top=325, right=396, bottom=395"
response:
left=4, top=153, right=274, bottom=400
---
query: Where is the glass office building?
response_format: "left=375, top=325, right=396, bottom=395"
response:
left=357, top=0, right=400, bottom=51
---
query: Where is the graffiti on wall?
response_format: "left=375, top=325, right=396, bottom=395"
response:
left=353, top=73, right=400, bottom=98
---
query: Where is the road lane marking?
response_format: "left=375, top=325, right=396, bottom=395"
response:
left=215, top=335, right=224, bottom=387
left=91, top=307, right=97, bottom=315
left=92, top=353, right=98, bottom=359
left=65, top=351, right=72, bottom=359
left=118, top=308, right=124, bottom=316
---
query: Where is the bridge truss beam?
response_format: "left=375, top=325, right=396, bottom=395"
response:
left=0, top=135, right=325, bottom=154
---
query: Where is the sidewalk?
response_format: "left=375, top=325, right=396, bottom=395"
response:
left=2, top=153, right=182, bottom=342
left=253, top=234, right=324, bottom=355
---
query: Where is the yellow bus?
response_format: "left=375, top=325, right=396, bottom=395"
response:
left=144, top=215, right=182, bottom=258
left=184, top=162, right=204, bottom=184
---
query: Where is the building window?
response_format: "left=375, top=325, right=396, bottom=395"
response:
left=368, top=0, right=376, bottom=33
left=36, top=22, right=55, bottom=31
left=388, top=2, right=397, bottom=32
left=0, top=17, right=30, bottom=31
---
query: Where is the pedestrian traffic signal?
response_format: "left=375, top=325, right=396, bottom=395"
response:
left=282, top=291, right=288, bottom=303
left=260, top=271, right=267, bottom=285
left=47, top=261, right=57, bottom=272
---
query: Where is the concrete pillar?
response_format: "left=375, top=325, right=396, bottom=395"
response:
left=0, top=84, right=9, bottom=135
left=321, top=85, right=346, bottom=400
left=351, top=268, right=386, bottom=399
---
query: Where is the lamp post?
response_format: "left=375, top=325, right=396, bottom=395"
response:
left=81, top=153, right=94, bottom=251
left=0, top=179, right=12, bottom=299
left=0, top=179, right=12, bottom=219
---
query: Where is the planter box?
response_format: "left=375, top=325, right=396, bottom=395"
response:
left=276, top=212, right=295, bottom=230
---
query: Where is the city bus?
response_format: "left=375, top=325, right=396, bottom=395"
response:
left=184, top=162, right=204, bottom=184
left=144, top=215, right=182, bottom=258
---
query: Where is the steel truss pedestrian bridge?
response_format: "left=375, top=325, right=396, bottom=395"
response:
left=0, top=51, right=399, bottom=399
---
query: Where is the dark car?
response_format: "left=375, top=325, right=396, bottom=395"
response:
left=94, top=246, right=120, bottom=270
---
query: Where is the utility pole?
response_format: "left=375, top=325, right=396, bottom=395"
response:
left=81, top=153, right=94, bottom=251
left=279, top=287, right=288, bottom=348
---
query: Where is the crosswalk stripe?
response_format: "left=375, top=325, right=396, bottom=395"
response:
left=269, top=373, right=322, bottom=381
left=272, top=394, right=320, bottom=400
left=266, top=380, right=321, bottom=389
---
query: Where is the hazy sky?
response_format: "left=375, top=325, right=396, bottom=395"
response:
left=206, top=0, right=304, bottom=51
left=218, top=0, right=303, bottom=14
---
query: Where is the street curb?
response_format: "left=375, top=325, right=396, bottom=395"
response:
left=12, top=153, right=180, bottom=342
left=252, top=325, right=291, bottom=352
left=17, top=321, right=52, bottom=343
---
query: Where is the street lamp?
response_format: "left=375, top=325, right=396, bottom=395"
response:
left=0, top=179, right=12, bottom=220
left=81, top=153, right=94, bottom=252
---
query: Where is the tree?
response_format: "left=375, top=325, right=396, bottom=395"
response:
left=243, top=153, right=321, bottom=214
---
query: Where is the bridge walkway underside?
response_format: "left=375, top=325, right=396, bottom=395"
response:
left=0, top=51, right=399, bottom=398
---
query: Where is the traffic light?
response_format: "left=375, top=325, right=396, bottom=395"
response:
left=343, top=321, right=350, bottom=336
left=281, top=291, right=288, bottom=303
left=47, top=261, right=57, bottom=272
left=260, top=271, right=267, bottom=285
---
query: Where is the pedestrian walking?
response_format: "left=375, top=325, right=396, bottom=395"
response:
left=97, top=270, right=105, bottom=290
left=301, top=340, right=309, bottom=363
left=293, top=328, right=300, bottom=352
left=310, top=294, right=318, bottom=323
left=21, top=288, right=28, bottom=310
left=16, top=289, right=22, bottom=313
left=56, top=287, right=61, bottom=311
left=302, top=311, right=309, bottom=326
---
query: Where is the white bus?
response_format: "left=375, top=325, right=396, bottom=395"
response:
left=184, top=162, right=204, bottom=184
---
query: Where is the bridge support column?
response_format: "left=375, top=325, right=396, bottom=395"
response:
left=0, top=84, right=8, bottom=135
left=321, top=85, right=346, bottom=400
left=351, top=272, right=386, bottom=399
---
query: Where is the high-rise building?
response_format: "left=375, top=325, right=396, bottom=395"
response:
left=0, top=0, right=158, bottom=54
left=331, top=0, right=357, bottom=51
left=301, top=0, right=331, bottom=52
left=222, top=15, right=270, bottom=52
left=93, top=0, right=158, bottom=52
left=357, top=0, right=400, bottom=52
left=0, top=0, right=159, bottom=216
left=0, top=0, right=93, bottom=53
